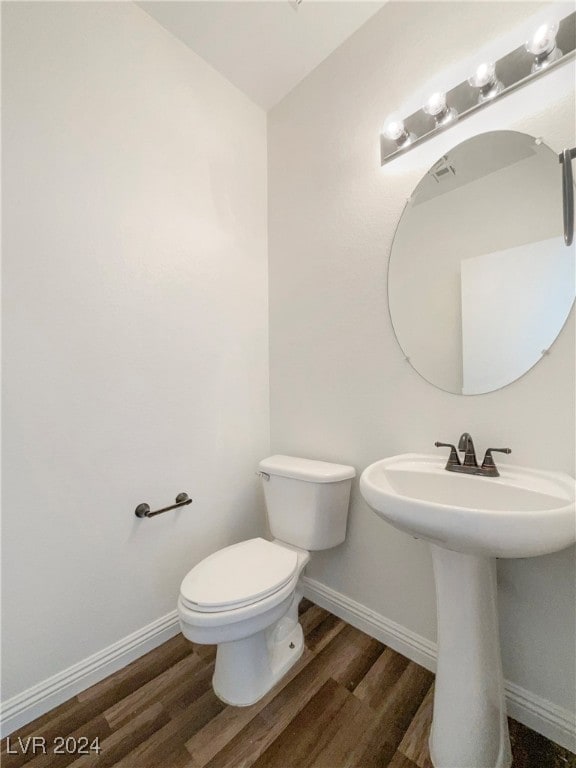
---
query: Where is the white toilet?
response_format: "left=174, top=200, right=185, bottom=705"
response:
left=177, top=455, right=355, bottom=706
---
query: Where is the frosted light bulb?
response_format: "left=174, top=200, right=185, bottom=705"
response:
left=382, top=117, right=414, bottom=147
left=468, top=62, right=503, bottom=102
left=526, top=22, right=562, bottom=71
left=423, top=92, right=457, bottom=125
left=526, top=22, right=558, bottom=56
left=469, top=62, right=496, bottom=88
left=423, top=92, right=447, bottom=117
left=383, top=119, right=406, bottom=141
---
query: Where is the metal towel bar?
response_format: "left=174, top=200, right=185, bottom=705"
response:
left=135, top=492, right=192, bottom=518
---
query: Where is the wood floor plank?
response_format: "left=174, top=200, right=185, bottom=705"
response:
left=300, top=623, right=381, bottom=695
left=159, top=662, right=215, bottom=718
left=187, top=643, right=216, bottom=663
left=304, top=613, right=346, bottom=653
left=365, top=662, right=435, bottom=750
left=1, top=700, right=83, bottom=756
left=353, top=646, right=410, bottom=709
left=203, top=713, right=273, bottom=768
left=12, top=716, right=112, bottom=768
left=103, top=652, right=204, bottom=730
left=299, top=604, right=331, bottom=637
left=398, top=683, right=434, bottom=768
left=112, top=689, right=224, bottom=768
left=314, top=704, right=396, bottom=768
left=251, top=679, right=353, bottom=768
left=298, top=598, right=314, bottom=615
left=3, top=715, right=111, bottom=768
left=341, top=730, right=398, bottom=768
left=66, top=703, right=169, bottom=768
left=2, top=700, right=97, bottom=768
left=330, top=628, right=384, bottom=692
left=3, top=698, right=116, bottom=768
left=164, top=748, right=200, bottom=768
left=387, top=753, right=420, bottom=768
left=294, top=687, right=383, bottom=768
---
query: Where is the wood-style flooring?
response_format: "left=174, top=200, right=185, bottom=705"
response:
left=2, top=600, right=575, bottom=768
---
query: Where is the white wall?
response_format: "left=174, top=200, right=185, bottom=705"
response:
left=2, top=2, right=268, bottom=702
left=269, top=0, right=575, bottom=726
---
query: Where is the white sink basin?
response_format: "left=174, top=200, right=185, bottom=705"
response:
left=360, top=453, right=575, bottom=558
left=360, top=453, right=576, bottom=768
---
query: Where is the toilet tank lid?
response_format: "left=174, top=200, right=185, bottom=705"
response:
left=259, top=455, right=356, bottom=483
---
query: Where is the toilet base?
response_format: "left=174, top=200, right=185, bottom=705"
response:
left=213, top=617, right=304, bottom=707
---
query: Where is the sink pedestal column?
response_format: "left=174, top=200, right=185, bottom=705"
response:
left=429, top=545, right=512, bottom=768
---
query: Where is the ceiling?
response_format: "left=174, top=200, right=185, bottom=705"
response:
left=138, top=1, right=386, bottom=109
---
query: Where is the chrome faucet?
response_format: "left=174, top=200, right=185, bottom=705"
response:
left=435, top=433, right=511, bottom=477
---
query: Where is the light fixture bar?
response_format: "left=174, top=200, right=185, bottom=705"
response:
left=380, top=11, right=575, bottom=166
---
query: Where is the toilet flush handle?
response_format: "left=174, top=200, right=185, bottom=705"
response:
left=256, top=471, right=270, bottom=481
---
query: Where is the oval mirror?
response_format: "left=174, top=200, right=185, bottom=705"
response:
left=388, top=131, right=575, bottom=395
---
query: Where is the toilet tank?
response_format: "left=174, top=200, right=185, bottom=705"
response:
left=258, top=455, right=356, bottom=550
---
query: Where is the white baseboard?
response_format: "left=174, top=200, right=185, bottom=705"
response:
left=303, top=576, right=438, bottom=674
left=301, top=575, right=576, bottom=753
left=0, top=610, right=181, bottom=738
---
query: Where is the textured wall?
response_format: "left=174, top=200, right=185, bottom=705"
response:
left=2, top=1, right=269, bottom=700
left=269, top=0, right=575, bottom=717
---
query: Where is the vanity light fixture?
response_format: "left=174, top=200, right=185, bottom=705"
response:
left=380, top=10, right=576, bottom=166
left=468, top=62, right=503, bottom=103
left=526, top=22, right=562, bottom=71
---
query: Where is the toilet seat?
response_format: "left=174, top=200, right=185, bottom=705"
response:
left=179, top=538, right=299, bottom=613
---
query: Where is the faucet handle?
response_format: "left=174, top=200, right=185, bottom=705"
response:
left=481, top=447, right=512, bottom=477
left=434, top=441, right=461, bottom=469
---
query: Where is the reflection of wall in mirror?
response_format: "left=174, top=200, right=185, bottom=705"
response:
left=460, top=236, right=573, bottom=394
left=389, top=144, right=560, bottom=394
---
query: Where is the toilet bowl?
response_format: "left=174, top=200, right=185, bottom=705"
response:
left=177, top=455, right=355, bottom=706
left=178, top=538, right=309, bottom=705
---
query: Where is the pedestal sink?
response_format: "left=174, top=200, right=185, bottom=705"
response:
left=359, top=454, right=575, bottom=768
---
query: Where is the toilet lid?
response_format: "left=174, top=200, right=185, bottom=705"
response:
left=180, top=538, right=299, bottom=612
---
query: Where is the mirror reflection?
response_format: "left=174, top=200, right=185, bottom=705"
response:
left=388, top=131, right=574, bottom=395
